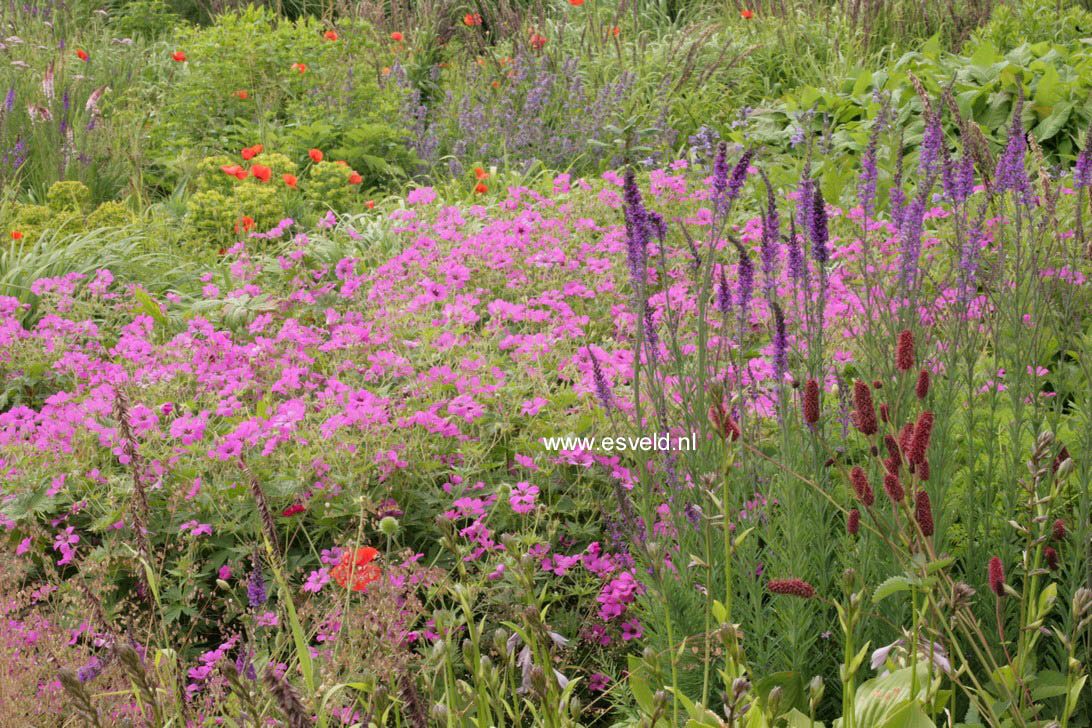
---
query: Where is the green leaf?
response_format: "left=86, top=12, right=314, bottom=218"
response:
left=873, top=575, right=912, bottom=602
left=784, top=708, right=824, bottom=728
left=1032, top=101, right=1072, bottom=142
left=131, top=287, right=168, bottom=327
left=755, top=672, right=807, bottom=714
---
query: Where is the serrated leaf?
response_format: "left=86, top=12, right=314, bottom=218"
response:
left=873, top=575, right=912, bottom=602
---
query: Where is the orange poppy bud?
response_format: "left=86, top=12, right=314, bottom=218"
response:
left=365, top=200, right=376, bottom=209
left=251, top=164, right=271, bottom=183
left=171, top=51, right=186, bottom=62
left=474, top=167, right=488, bottom=180
left=283, top=173, right=298, bottom=188
left=390, top=31, right=403, bottom=42
left=11, top=230, right=23, bottom=240
left=348, top=171, right=363, bottom=184
left=234, top=89, right=248, bottom=99
left=474, top=182, right=488, bottom=194
left=76, top=49, right=88, bottom=61
left=309, top=148, right=324, bottom=163
left=324, top=30, right=338, bottom=40
left=612, top=26, right=620, bottom=36
left=252, top=144, right=263, bottom=154
left=381, top=66, right=390, bottom=74
left=290, top=62, right=307, bottom=74
left=491, top=81, right=499, bottom=88
left=334, top=160, right=348, bottom=167
left=741, top=9, right=753, bottom=18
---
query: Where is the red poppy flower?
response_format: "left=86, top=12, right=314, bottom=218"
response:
left=331, top=547, right=380, bottom=591
left=251, top=164, right=271, bottom=183
left=283, top=173, right=298, bottom=188
left=348, top=171, right=362, bottom=184
left=474, top=182, right=488, bottom=194
left=381, top=66, right=390, bottom=75
left=290, top=62, right=307, bottom=74
left=741, top=9, right=753, bottom=18
left=474, top=167, right=488, bottom=180
left=309, top=148, right=324, bottom=163
left=220, top=164, right=248, bottom=179
left=171, top=51, right=186, bottom=62
left=464, top=13, right=482, bottom=26
left=234, top=215, right=255, bottom=234
left=11, top=230, right=22, bottom=240
left=234, top=90, right=248, bottom=99
left=76, top=49, right=88, bottom=62
left=281, top=503, right=305, bottom=517
left=569, top=0, right=585, bottom=5
left=365, top=200, right=375, bottom=209
left=324, top=30, right=338, bottom=40
left=390, top=31, right=404, bottom=42
left=612, top=26, right=620, bottom=36
left=530, top=34, right=547, bottom=50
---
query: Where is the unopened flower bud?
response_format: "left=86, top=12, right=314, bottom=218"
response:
left=767, top=686, right=783, bottom=716
left=379, top=516, right=399, bottom=536
left=808, top=675, right=825, bottom=709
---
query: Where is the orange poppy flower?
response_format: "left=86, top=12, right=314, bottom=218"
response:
left=464, top=13, right=482, bottom=26
left=491, top=81, right=499, bottom=88
left=612, top=26, right=621, bottom=36
left=569, top=0, right=585, bottom=5
left=283, top=173, right=298, bottom=188
left=348, top=171, right=363, bottom=184
left=76, top=49, right=88, bottom=62
left=381, top=66, right=391, bottom=75
left=290, top=63, right=307, bottom=74
left=390, top=31, right=403, bottom=42
left=11, top=230, right=23, bottom=240
left=234, top=89, right=248, bottom=99
left=234, top=215, right=255, bottom=233
left=334, top=160, right=348, bottom=167
left=324, top=30, right=338, bottom=40
left=251, top=164, right=271, bottom=183
left=476, top=57, right=486, bottom=66
left=365, top=200, right=376, bottom=209
left=474, top=167, right=488, bottom=180
left=741, top=9, right=753, bottom=18
left=241, top=146, right=259, bottom=161
left=474, top=182, right=488, bottom=194
left=530, top=34, right=547, bottom=50
left=309, top=148, right=324, bottom=163
left=331, top=547, right=380, bottom=591
left=171, top=51, right=186, bottom=62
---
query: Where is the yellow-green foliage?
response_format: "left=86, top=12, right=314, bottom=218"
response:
left=185, top=155, right=290, bottom=244
left=46, top=181, right=92, bottom=214
left=86, top=201, right=136, bottom=229
left=7, top=203, right=78, bottom=246
left=304, top=161, right=358, bottom=214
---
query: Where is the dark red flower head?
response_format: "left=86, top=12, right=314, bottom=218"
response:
left=281, top=504, right=305, bottom=517
left=803, top=378, right=820, bottom=424
left=883, top=472, right=905, bottom=503
left=915, top=489, right=934, bottom=536
left=853, top=380, right=878, bottom=436
left=850, top=467, right=874, bottom=507
left=915, top=369, right=930, bottom=399
left=908, top=411, right=934, bottom=465
left=896, top=329, right=915, bottom=371
left=767, top=578, right=815, bottom=598
left=988, top=557, right=1005, bottom=597
left=1043, top=546, right=1059, bottom=571
left=1051, top=518, right=1067, bottom=541
left=847, top=509, right=860, bottom=536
